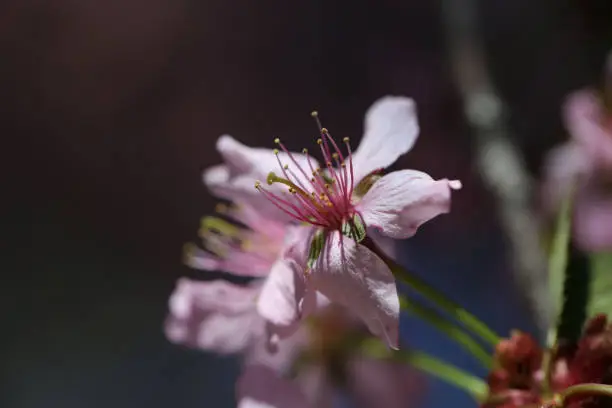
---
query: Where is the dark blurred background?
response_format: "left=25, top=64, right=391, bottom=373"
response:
left=3, top=0, right=612, bottom=407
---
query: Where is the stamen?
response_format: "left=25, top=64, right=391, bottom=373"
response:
left=200, top=216, right=240, bottom=238
left=255, top=110, right=359, bottom=231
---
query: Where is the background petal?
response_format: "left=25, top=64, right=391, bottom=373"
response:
left=164, top=279, right=263, bottom=353
left=563, top=90, right=612, bottom=170
left=347, top=356, right=425, bottom=408
left=312, top=232, right=399, bottom=348
left=351, top=96, right=419, bottom=182
left=237, top=365, right=312, bottom=408
left=358, top=169, right=460, bottom=239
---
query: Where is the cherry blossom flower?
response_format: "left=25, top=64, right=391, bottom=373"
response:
left=544, top=90, right=612, bottom=251
left=251, top=96, right=461, bottom=348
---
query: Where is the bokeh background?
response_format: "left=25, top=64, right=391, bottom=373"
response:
left=4, top=0, right=612, bottom=407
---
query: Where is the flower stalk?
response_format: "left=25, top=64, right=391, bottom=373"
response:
left=399, top=295, right=493, bottom=368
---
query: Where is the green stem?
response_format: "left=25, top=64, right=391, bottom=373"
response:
left=360, top=338, right=488, bottom=402
left=559, top=384, right=612, bottom=404
left=399, top=295, right=493, bottom=368
left=361, top=237, right=501, bottom=346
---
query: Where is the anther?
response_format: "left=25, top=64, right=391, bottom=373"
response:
left=332, top=153, right=339, bottom=159
left=317, top=138, right=323, bottom=145
left=283, top=164, right=289, bottom=170
left=302, top=148, right=308, bottom=154
left=274, top=138, right=280, bottom=144
left=343, top=137, right=350, bottom=143
left=321, top=128, right=329, bottom=134
left=266, top=172, right=278, bottom=185
left=273, top=148, right=279, bottom=155
left=255, top=181, right=262, bottom=189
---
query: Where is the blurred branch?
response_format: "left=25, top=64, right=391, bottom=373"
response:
left=440, top=0, right=549, bottom=331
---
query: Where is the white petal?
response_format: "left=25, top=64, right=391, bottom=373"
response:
left=237, top=365, right=312, bottom=408
left=358, top=169, right=460, bottom=239
left=351, top=96, right=419, bottom=182
left=311, top=232, right=399, bottom=348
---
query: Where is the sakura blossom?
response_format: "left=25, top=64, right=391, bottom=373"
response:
left=252, top=96, right=461, bottom=348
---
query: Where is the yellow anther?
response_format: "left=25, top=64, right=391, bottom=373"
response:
left=273, top=148, right=279, bottom=155
left=321, top=128, right=328, bottom=134
left=343, top=137, right=350, bottom=143
left=200, top=216, right=240, bottom=237
left=283, top=164, right=289, bottom=170
left=267, top=172, right=279, bottom=185
left=332, top=153, right=339, bottom=159
left=255, top=181, right=262, bottom=189
left=317, top=138, right=323, bottom=145
left=274, top=138, right=280, bottom=144
left=302, top=148, right=308, bottom=154
left=311, top=111, right=318, bottom=118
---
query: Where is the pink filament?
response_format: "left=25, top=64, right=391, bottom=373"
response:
left=256, top=131, right=356, bottom=231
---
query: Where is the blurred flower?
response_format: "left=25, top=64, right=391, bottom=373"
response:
left=237, top=306, right=424, bottom=408
left=544, top=90, right=612, bottom=251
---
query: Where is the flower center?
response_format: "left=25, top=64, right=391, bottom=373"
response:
left=255, top=112, right=357, bottom=231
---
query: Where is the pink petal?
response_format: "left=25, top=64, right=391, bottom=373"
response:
left=574, top=184, right=612, bottom=251
left=184, top=244, right=274, bottom=278
left=256, top=257, right=311, bottom=337
left=351, top=96, right=419, bottom=183
left=347, top=357, right=424, bottom=408
left=237, top=365, right=312, bottom=408
left=294, top=365, right=334, bottom=408
left=204, top=136, right=320, bottom=219
left=203, top=164, right=271, bottom=212
left=310, top=231, right=399, bottom=348
left=357, top=169, right=461, bottom=239
left=164, top=279, right=263, bottom=353
left=564, top=90, right=612, bottom=170
left=541, top=143, right=592, bottom=214
left=246, top=325, right=309, bottom=373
